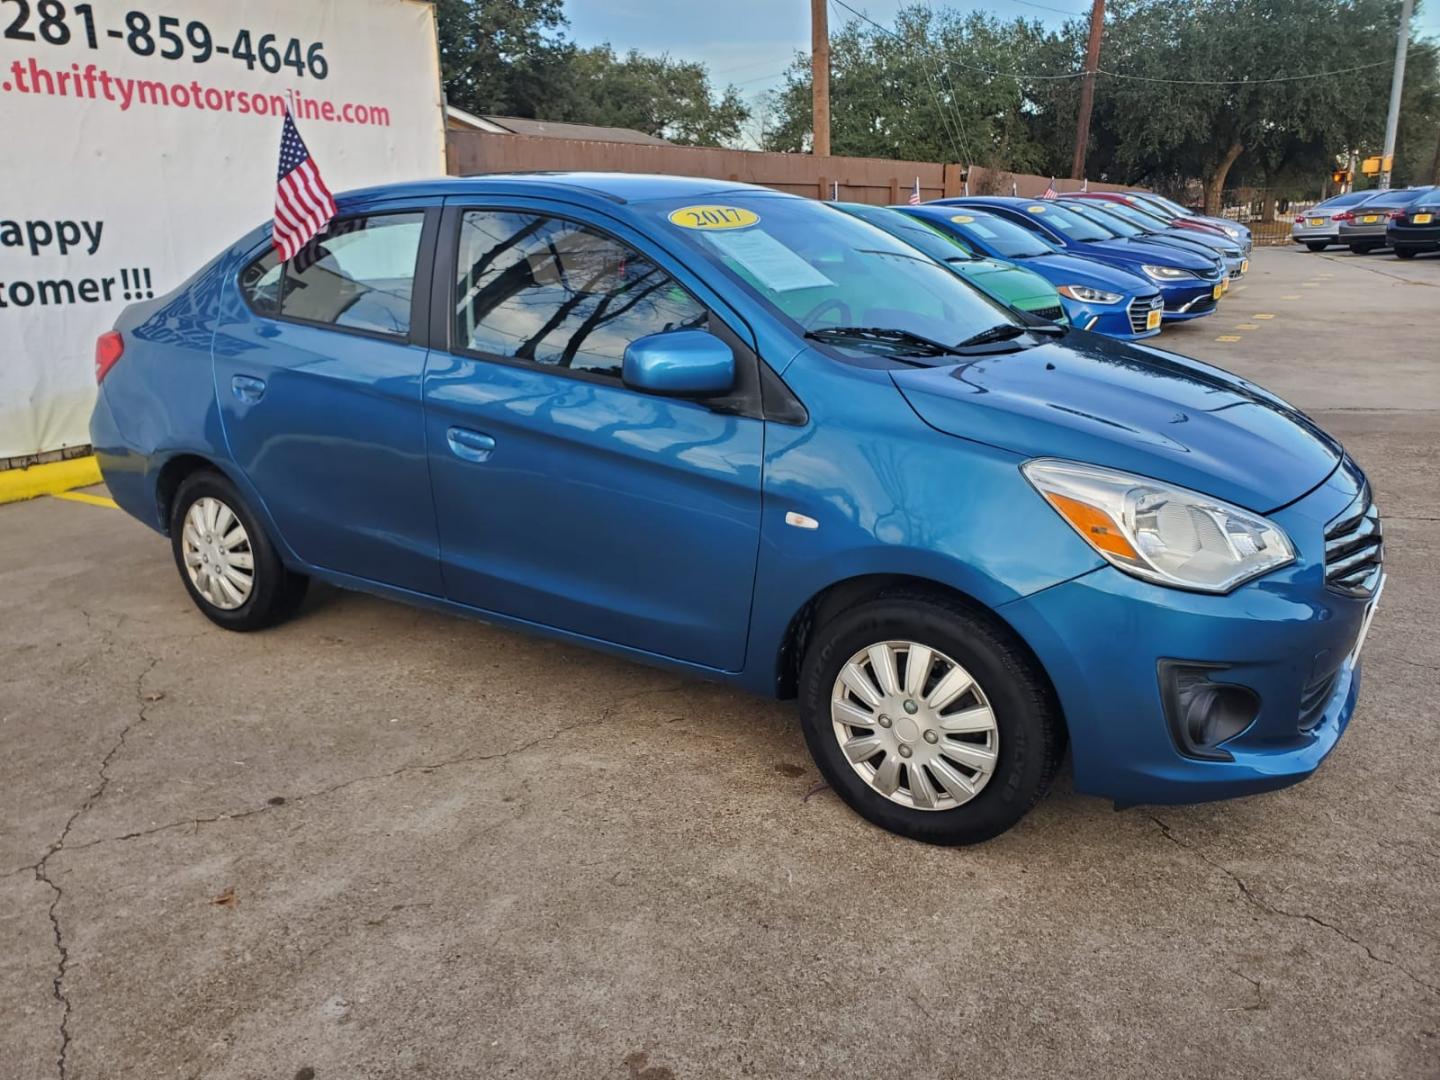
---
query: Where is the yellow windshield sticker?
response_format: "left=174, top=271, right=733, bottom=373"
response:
left=668, top=205, right=759, bottom=230
left=1027, top=205, right=1046, bottom=213
left=949, top=214, right=975, bottom=223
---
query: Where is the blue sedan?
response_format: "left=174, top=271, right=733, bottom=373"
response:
left=1060, top=197, right=1249, bottom=282
left=91, top=174, right=1383, bottom=844
left=939, top=196, right=1227, bottom=321
left=899, top=205, right=1165, bottom=339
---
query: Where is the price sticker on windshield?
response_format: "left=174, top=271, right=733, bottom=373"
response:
left=950, top=214, right=975, bottom=223
left=1027, top=205, right=1047, bottom=214
left=668, top=205, right=760, bottom=230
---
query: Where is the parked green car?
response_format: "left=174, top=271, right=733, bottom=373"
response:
left=832, top=202, right=1066, bottom=322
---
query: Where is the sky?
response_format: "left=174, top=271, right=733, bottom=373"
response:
left=566, top=1, right=1083, bottom=96
left=566, top=0, right=1440, bottom=125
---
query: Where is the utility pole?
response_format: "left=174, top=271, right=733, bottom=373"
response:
left=1378, top=0, right=1414, bottom=191
left=1071, top=0, right=1105, bottom=181
left=811, top=0, right=830, bottom=156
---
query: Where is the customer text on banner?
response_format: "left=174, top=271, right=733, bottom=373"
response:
left=0, top=0, right=445, bottom=459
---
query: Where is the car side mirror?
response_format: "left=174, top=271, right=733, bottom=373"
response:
left=622, top=329, right=735, bottom=398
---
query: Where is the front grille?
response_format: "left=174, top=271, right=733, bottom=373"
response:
left=1032, top=304, right=1064, bottom=322
left=1324, top=476, right=1383, bottom=598
left=1127, top=295, right=1162, bottom=333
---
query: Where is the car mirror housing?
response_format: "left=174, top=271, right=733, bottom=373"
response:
left=622, top=329, right=736, bottom=397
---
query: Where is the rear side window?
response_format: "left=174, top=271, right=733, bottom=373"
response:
left=239, top=212, right=424, bottom=337
left=453, top=210, right=706, bottom=379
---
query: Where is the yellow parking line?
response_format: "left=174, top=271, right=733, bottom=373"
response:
left=1215, top=335, right=1243, bottom=342
left=1235, top=323, right=1260, bottom=330
left=1280, top=294, right=1303, bottom=300
left=52, top=491, right=119, bottom=510
left=1253, top=313, right=1277, bottom=320
left=0, top=455, right=102, bottom=505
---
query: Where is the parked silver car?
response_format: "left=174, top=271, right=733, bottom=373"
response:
left=1337, top=187, right=1436, bottom=253
left=1291, top=191, right=1378, bottom=251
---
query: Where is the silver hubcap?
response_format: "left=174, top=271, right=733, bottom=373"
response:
left=181, top=497, right=254, bottom=611
left=830, top=641, right=999, bottom=812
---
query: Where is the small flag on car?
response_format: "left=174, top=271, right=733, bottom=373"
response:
left=908, top=177, right=922, bottom=205
left=273, top=111, right=337, bottom=263
left=1041, top=178, right=1058, bottom=200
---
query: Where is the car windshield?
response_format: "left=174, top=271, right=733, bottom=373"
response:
left=647, top=195, right=1018, bottom=352
left=926, top=211, right=1059, bottom=258
left=1097, top=200, right=1171, bottom=230
left=1019, top=202, right=1116, bottom=241
left=836, top=205, right=979, bottom=264
left=1062, top=202, right=1145, bottom=237
left=1137, top=194, right=1192, bottom=218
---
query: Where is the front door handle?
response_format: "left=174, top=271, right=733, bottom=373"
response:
left=231, top=375, right=266, bottom=404
left=447, top=427, right=496, bottom=463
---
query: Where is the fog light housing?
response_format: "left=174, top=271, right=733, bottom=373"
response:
left=1158, top=661, right=1259, bottom=761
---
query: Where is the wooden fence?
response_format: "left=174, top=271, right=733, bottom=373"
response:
left=446, top=130, right=1132, bottom=205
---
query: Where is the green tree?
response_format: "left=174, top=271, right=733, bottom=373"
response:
left=436, top=0, right=749, bottom=146
left=562, top=47, right=750, bottom=146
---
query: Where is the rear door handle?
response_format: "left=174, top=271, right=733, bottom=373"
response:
left=446, top=427, right=496, bottom=463
left=231, top=375, right=266, bottom=404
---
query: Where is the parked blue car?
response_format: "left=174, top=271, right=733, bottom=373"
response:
left=900, top=205, right=1164, bottom=339
left=1060, top=197, right=1249, bottom=283
left=939, top=196, right=1227, bottom=321
left=91, top=174, right=1383, bottom=845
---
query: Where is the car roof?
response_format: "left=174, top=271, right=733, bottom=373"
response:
left=334, top=172, right=794, bottom=207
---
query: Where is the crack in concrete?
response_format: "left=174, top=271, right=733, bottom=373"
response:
left=1146, top=813, right=1440, bottom=998
left=59, top=680, right=693, bottom=859
left=31, top=654, right=160, bottom=1080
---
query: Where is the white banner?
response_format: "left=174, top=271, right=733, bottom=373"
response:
left=1, top=0, right=446, bottom=459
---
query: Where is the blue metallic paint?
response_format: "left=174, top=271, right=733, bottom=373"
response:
left=92, top=172, right=1373, bottom=809
left=938, top=197, right=1225, bottom=320
left=623, top=329, right=737, bottom=396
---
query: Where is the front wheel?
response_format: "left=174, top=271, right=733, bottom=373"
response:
left=1305, top=241, right=1327, bottom=252
left=799, top=592, right=1064, bottom=845
left=169, top=470, right=308, bottom=631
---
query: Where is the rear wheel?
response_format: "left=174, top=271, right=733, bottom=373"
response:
left=799, top=591, right=1063, bottom=845
left=1394, top=245, right=1418, bottom=260
left=169, top=470, right=308, bottom=631
left=1305, top=241, right=1327, bottom=252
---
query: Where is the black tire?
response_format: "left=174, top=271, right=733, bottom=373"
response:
left=169, top=470, right=308, bottom=631
left=1394, top=245, right=1418, bottom=260
left=1349, top=243, right=1377, bottom=255
left=798, top=590, right=1064, bottom=846
left=1305, top=241, right=1327, bottom=252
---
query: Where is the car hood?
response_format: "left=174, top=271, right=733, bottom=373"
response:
left=1023, top=252, right=1155, bottom=294
left=891, top=334, right=1342, bottom=512
left=959, top=259, right=1058, bottom=305
left=1078, top=237, right=1217, bottom=271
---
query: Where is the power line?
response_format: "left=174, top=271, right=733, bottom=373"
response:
left=830, top=0, right=1398, bottom=85
left=1097, top=60, right=1392, bottom=84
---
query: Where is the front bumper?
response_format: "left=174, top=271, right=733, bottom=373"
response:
left=1159, top=278, right=1223, bottom=320
left=999, top=462, right=1379, bottom=806
left=1060, top=297, right=1160, bottom=340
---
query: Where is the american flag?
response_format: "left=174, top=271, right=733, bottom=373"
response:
left=273, top=111, right=337, bottom=262
left=907, top=177, right=922, bottom=205
left=1041, top=178, right=1058, bottom=200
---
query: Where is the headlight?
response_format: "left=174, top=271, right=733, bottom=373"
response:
left=1056, top=284, right=1124, bottom=305
left=1022, top=459, right=1295, bottom=593
left=1141, top=263, right=1197, bottom=281
left=1222, top=226, right=1242, bottom=239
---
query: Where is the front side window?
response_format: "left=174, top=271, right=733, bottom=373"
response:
left=239, top=212, right=424, bottom=337
left=453, top=210, right=707, bottom=379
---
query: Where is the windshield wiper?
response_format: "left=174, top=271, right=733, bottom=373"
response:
left=956, top=323, right=1029, bottom=347
left=806, top=326, right=961, bottom=359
